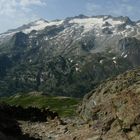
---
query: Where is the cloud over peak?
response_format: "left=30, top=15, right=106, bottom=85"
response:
left=0, top=0, right=46, bottom=33
left=0, top=0, right=46, bottom=16
left=86, top=0, right=140, bottom=20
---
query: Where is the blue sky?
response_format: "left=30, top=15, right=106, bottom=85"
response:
left=0, top=0, right=140, bottom=33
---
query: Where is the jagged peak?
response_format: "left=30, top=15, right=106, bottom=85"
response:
left=30, top=18, right=48, bottom=25
left=0, top=15, right=137, bottom=38
left=65, top=15, right=134, bottom=27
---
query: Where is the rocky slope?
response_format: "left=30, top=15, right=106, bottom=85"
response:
left=77, top=68, right=140, bottom=140
left=79, top=67, right=140, bottom=120
left=0, top=15, right=140, bottom=97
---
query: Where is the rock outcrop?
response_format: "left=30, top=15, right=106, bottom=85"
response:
left=79, top=68, right=140, bottom=120
left=78, top=68, right=140, bottom=140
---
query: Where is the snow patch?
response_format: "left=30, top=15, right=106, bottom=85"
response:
left=68, top=58, right=73, bottom=63
left=69, top=17, right=104, bottom=33
left=121, top=52, right=125, bottom=56
left=112, top=57, right=116, bottom=60
left=124, top=54, right=128, bottom=58
left=126, top=25, right=131, bottom=29
left=29, top=59, right=32, bottom=63
left=44, top=36, right=48, bottom=41
left=113, top=60, right=117, bottom=64
left=23, top=20, right=64, bottom=33
left=76, top=67, right=79, bottom=71
left=100, top=60, right=104, bottom=64
left=106, top=19, right=124, bottom=26
left=0, top=32, right=16, bottom=38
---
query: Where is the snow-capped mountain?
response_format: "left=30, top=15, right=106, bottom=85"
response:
left=0, top=15, right=137, bottom=39
left=0, top=15, right=138, bottom=37
left=0, top=19, right=63, bottom=42
left=1, top=15, right=140, bottom=53
left=0, top=15, right=140, bottom=97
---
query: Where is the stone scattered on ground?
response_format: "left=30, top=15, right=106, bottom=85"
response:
left=19, top=117, right=97, bottom=140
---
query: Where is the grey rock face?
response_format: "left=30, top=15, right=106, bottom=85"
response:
left=0, top=15, right=140, bottom=97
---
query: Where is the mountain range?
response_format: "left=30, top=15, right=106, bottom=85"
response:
left=0, top=15, right=140, bottom=97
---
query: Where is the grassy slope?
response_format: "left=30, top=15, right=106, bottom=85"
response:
left=0, top=93, right=81, bottom=117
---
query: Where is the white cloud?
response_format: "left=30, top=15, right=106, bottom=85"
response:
left=122, top=0, right=129, bottom=2
left=0, top=0, right=46, bottom=33
left=86, top=3, right=101, bottom=14
left=86, top=0, right=139, bottom=20
left=19, top=0, right=46, bottom=7
left=0, top=0, right=46, bottom=16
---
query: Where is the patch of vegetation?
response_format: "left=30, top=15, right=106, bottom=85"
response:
left=0, top=93, right=81, bottom=117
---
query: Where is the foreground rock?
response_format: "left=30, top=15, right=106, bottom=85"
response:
left=19, top=117, right=98, bottom=140
left=78, top=68, right=140, bottom=140
left=79, top=68, right=140, bottom=121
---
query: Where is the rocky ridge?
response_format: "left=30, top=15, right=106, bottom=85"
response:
left=77, top=68, right=140, bottom=140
